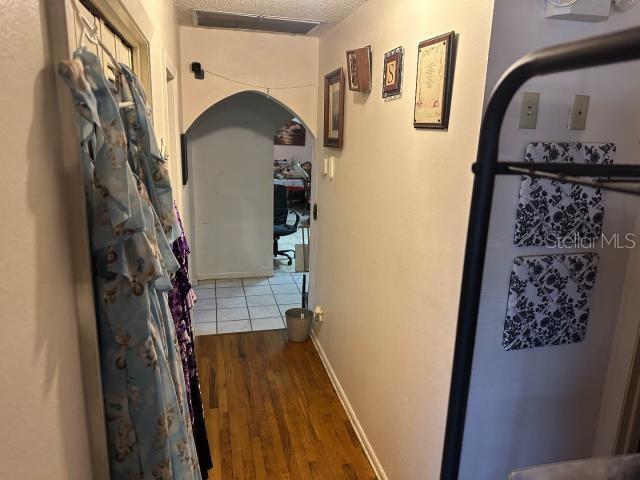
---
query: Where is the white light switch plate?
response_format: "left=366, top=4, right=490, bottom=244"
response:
left=568, top=94, right=590, bottom=130
left=519, top=92, right=540, bottom=129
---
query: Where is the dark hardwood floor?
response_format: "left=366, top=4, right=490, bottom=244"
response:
left=195, top=330, right=377, bottom=480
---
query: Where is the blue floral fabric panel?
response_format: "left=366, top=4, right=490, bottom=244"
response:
left=514, top=142, right=615, bottom=247
left=120, top=65, right=181, bottom=244
left=59, top=49, right=202, bottom=480
left=503, top=253, right=599, bottom=351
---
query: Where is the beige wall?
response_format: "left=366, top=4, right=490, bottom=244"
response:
left=312, top=0, right=495, bottom=478
left=0, top=1, right=93, bottom=478
left=179, top=27, right=319, bottom=135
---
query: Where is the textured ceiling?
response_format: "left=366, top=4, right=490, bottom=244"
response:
left=174, top=0, right=368, bottom=28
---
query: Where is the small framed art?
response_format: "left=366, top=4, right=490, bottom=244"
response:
left=323, top=67, right=345, bottom=148
left=346, top=45, right=372, bottom=93
left=382, top=46, right=404, bottom=99
left=414, top=31, right=456, bottom=129
left=274, top=120, right=306, bottom=146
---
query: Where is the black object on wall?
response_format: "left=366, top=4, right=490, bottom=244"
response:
left=441, top=26, right=640, bottom=480
left=190, top=62, right=205, bottom=80
left=180, top=134, right=188, bottom=186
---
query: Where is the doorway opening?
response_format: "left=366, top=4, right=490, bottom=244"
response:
left=185, top=91, right=316, bottom=336
left=273, top=117, right=313, bottom=275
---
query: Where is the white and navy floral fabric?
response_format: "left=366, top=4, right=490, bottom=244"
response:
left=502, top=253, right=599, bottom=351
left=514, top=142, right=615, bottom=247
left=59, top=49, right=203, bottom=479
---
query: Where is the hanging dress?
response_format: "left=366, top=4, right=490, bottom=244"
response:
left=58, top=48, right=202, bottom=480
left=167, top=203, right=213, bottom=478
left=118, top=65, right=213, bottom=478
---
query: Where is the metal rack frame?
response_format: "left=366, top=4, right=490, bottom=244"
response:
left=440, top=26, right=640, bottom=480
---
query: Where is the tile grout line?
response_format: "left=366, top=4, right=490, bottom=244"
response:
left=270, top=276, right=289, bottom=321
left=195, top=275, right=295, bottom=336
left=214, top=280, right=218, bottom=335
left=242, top=277, right=253, bottom=333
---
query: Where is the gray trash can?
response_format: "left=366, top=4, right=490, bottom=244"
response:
left=285, top=308, right=314, bottom=342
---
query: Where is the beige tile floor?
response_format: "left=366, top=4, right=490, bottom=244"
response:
left=192, top=270, right=309, bottom=336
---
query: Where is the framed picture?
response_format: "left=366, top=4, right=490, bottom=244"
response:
left=346, top=45, right=372, bottom=93
left=323, top=68, right=345, bottom=148
left=274, top=119, right=306, bottom=146
left=382, top=46, right=404, bottom=99
left=414, top=31, right=456, bottom=129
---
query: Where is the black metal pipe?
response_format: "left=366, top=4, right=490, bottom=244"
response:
left=490, top=162, right=640, bottom=177
left=508, top=167, right=640, bottom=196
left=441, top=26, right=640, bottom=480
left=301, top=274, right=307, bottom=309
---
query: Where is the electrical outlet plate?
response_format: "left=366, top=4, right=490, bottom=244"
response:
left=568, top=94, right=590, bottom=130
left=519, top=92, right=540, bottom=129
left=613, top=0, right=638, bottom=10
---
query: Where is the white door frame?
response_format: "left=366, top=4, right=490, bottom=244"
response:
left=48, top=1, right=154, bottom=477
left=160, top=50, right=183, bottom=210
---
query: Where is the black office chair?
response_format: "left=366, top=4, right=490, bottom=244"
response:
left=273, top=184, right=300, bottom=265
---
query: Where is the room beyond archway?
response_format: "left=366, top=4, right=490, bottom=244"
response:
left=185, top=90, right=315, bottom=335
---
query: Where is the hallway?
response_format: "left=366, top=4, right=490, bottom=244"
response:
left=196, top=331, right=376, bottom=479
left=9, top=0, right=640, bottom=479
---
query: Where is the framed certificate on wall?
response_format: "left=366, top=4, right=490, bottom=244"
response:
left=413, top=31, right=456, bottom=130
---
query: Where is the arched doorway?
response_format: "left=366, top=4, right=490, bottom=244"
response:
left=185, top=91, right=315, bottom=335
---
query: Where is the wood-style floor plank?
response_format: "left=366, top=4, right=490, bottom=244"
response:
left=195, top=330, right=377, bottom=480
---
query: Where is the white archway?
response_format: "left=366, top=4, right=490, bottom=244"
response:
left=185, top=91, right=317, bottom=282
left=184, top=89, right=316, bottom=137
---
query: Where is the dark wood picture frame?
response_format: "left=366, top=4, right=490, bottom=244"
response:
left=346, top=45, right=372, bottom=93
left=413, top=31, right=456, bottom=130
left=323, top=68, right=345, bottom=148
left=382, top=46, right=404, bottom=98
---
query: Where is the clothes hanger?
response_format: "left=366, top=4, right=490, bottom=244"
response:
left=78, top=15, right=120, bottom=75
left=68, top=0, right=119, bottom=74
left=79, top=17, right=134, bottom=108
left=69, top=0, right=133, bottom=108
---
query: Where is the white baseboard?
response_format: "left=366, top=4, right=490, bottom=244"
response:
left=310, top=330, right=388, bottom=480
left=195, top=270, right=273, bottom=282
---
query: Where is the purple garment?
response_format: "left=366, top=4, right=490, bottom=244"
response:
left=168, top=207, right=197, bottom=413
left=168, top=203, right=213, bottom=477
